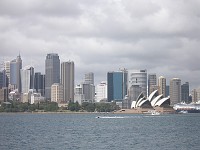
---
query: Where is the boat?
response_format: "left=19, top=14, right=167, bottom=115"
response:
left=173, top=103, right=200, bottom=113
left=178, top=110, right=188, bottom=114
left=146, top=110, right=160, bottom=115
left=150, top=110, right=160, bottom=115
left=95, top=116, right=124, bottom=119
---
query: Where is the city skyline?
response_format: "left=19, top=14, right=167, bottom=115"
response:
left=1, top=0, right=200, bottom=89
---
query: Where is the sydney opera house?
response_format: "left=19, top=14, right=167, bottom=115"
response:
left=131, top=90, right=171, bottom=112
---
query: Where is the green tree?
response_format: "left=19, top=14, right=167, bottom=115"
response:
left=68, top=102, right=81, bottom=112
left=82, top=102, right=95, bottom=112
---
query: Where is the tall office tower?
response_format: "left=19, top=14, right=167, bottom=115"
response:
left=170, top=78, right=181, bottom=105
left=34, top=72, right=45, bottom=96
left=4, top=61, right=10, bottom=84
left=61, top=61, right=74, bottom=102
left=181, top=82, right=189, bottom=103
left=107, top=70, right=128, bottom=102
left=158, top=76, right=166, bottom=97
left=20, top=66, right=34, bottom=93
left=45, top=53, right=60, bottom=100
left=10, top=54, right=22, bottom=92
left=0, top=70, right=8, bottom=88
left=129, top=69, right=147, bottom=97
left=148, top=73, right=157, bottom=96
left=51, top=83, right=63, bottom=103
left=29, top=67, right=34, bottom=89
left=95, top=81, right=107, bottom=102
left=84, top=72, right=94, bottom=85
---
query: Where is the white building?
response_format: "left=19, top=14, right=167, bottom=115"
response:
left=74, top=84, right=85, bottom=104
left=51, top=83, right=63, bottom=103
left=95, top=81, right=107, bottom=102
left=30, top=93, right=45, bottom=104
left=129, top=69, right=147, bottom=97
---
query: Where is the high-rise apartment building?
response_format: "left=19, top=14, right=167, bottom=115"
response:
left=51, top=83, right=63, bottom=103
left=191, top=89, right=200, bottom=103
left=170, top=78, right=181, bottom=105
left=181, top=82, right=189, bottom=103
left=107, top=70, right=128, bottom=102
left=45, top=53, right=60, bottom=100
left=4, top=61, right=10, bottom=84
left=61, top=61, right=74, bottom=102
left=129, top=69, right=147, bottom=97
left=158, top=76, right=166, bottom=97
left=148, top=73, right=157, bottom=96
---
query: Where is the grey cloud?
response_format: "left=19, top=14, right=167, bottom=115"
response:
left=1, top=0, right=200, bottom=90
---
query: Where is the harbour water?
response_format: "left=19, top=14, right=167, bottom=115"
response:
left=0, top=113, right=200, bottom=150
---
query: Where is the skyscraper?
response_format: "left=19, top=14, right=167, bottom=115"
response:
left=34, top=72, right=45, bottom=96
left=4, top=61, right=10, bottom=84
left=148, top=73, right=157, bottom=96
left=170, top=78, right=181, bottom=105
left=0, top=70, right=8, bottom=88
left=107, top=70, right=128, bottom=102
left=84, top=72, right=94, bottom=85
left=61, top=61, right=74, bottom=102
left=181, top=82, right=189, bottom=103
left=129, top=69, right=147, bottom=97
left=10, top=54, right=22, bottom=92
left=45, top=53, right=60, bottom=100
left=158, top=76, right=166, bottom=97
left=20, top=66, right=34, bottom=94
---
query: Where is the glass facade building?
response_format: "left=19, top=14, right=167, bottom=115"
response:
left=107, top=71, right=128, bottom=102
left=181, top=82, right=189, bottom=103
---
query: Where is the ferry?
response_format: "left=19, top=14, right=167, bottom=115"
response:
left=173, top=103, right=200, bottom=113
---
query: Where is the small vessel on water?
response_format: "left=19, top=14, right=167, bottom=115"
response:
left=151, top=111, right=160, bottom=115
left=95, top=116, right=124, bottom=119
left=146, top=110, right=160, bottom=115
left=173, top=102, right=200, bottom=113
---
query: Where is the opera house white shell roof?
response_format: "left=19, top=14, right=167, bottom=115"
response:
left=131, top=90, right=170, bottom=109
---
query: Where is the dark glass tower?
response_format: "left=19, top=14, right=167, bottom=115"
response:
left=181, top=82, right=189, bottom=103
left=107, top=71, right=128, bottom=102
left=34, top=72, right=45, bottom=96
left=45, top=53, right=60, bottom=100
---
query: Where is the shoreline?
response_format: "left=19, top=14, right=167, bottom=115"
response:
left=0, top=108, right=176, bottom=114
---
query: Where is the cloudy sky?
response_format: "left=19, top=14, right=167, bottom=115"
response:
left=1, top=0, right=200, bottom=89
